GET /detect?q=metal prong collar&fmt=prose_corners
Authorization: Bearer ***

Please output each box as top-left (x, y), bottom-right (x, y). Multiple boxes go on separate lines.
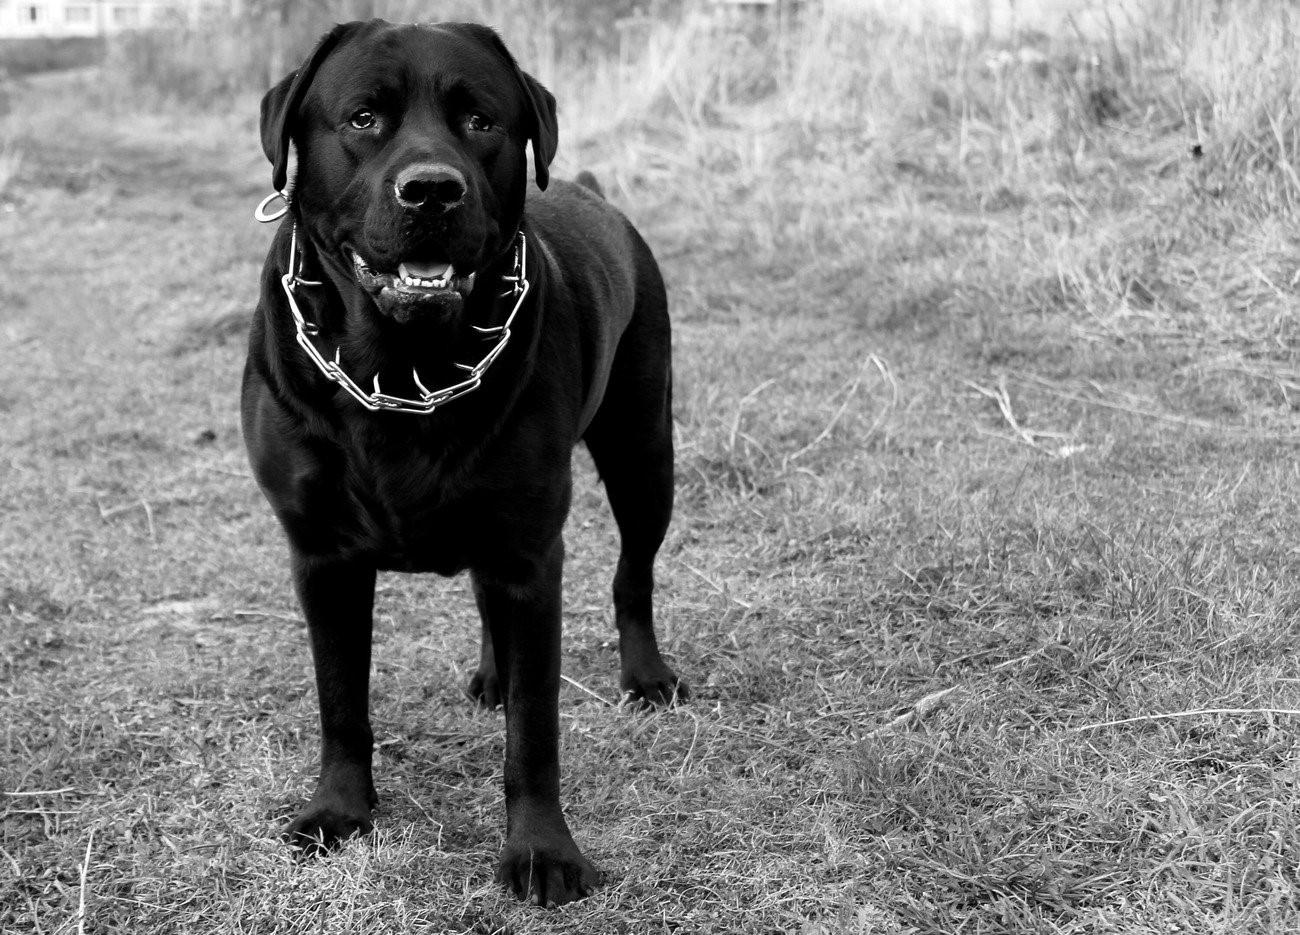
top-left (277, 229), bottom-right (531, 415)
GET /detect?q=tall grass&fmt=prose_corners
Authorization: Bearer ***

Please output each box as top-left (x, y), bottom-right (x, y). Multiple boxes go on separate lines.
top-left (1165, 0), bottom-right (1300, 203)
top-left (105, 0), bottom-right (670, 102)
top-left (103, 0), bottom-right (1300, 211)
top-left (0, 36), bottom-right (106, 76)
top-left (96, 0), bottom-right (1300, 328)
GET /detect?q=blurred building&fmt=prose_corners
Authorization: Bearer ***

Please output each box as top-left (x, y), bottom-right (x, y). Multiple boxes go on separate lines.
top-left (0, 0), bottom-right (223, 38)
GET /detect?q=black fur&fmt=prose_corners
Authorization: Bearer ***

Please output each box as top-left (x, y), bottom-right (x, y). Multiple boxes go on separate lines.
top-left (242, 20), bottom-right (686, 907)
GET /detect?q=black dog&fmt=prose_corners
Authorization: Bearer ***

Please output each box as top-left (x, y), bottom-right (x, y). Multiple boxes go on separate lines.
top-left (242, 20), bottom-right (687, 906)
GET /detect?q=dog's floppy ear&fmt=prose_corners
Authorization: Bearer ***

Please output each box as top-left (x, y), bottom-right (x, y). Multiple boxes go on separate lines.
top-left (444, 23), bottom-right (558, 190)
top-left (515, 67), bottom-right (558, 190)
top-left (259, 22), bottom-right (363, 195)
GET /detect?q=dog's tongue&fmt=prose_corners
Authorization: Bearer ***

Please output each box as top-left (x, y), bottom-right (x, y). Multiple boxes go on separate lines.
top-left (398, 260), bottom-right (453, 280)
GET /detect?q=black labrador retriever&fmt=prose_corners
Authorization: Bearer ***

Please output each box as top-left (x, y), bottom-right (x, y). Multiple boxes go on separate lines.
top-left (242, 19), bottom-right (687, 906)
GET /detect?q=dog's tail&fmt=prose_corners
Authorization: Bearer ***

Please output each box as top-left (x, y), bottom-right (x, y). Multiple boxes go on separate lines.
top-left (573, 170), bottom-right (605, 199)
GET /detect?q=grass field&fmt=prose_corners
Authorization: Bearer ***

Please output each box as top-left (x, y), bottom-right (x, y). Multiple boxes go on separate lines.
top-left (4, 4), bottom-right (1300, 933)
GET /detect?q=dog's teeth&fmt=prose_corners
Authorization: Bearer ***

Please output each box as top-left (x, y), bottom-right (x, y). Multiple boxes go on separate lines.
top-left (392, 263), bottom-right (459, 290)
top-left (397, 261), bottom-right (456, 289)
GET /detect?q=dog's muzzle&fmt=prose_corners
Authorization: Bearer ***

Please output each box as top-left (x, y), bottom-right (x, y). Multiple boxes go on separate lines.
top-left (255, 192), bottom-right (531, 416)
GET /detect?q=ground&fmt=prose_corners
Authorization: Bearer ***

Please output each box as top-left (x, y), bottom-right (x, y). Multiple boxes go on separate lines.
top-left (3, 23), bottom-right (1300, 933)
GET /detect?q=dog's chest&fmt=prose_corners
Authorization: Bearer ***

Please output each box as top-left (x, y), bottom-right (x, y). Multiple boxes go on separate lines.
top-left (335, 443), bottom-right (478, 573)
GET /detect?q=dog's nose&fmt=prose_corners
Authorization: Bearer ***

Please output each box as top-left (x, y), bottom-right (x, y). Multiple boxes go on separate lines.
top-left (393, 164), bottom-right (467, 211)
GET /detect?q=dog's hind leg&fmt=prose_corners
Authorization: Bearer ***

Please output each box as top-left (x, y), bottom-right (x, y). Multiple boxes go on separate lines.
top-left (583, 301), bottom-right (689, 707)
top-left (466, 578), bottom-right (504, 709)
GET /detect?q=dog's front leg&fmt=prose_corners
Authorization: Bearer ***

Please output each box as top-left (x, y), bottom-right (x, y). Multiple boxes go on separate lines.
top-left (284, 550), bottom-right (378, 852)
top-left (475, 539), bottom-right (602, 906)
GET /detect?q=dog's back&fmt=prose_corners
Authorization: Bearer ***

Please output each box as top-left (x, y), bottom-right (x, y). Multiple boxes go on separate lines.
top-left (573, 170), bottom-right (605, 199)
top-left (523, 178), bottom-right (667, 433)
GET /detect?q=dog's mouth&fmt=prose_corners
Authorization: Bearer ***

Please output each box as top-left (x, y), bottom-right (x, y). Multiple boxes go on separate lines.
top-left (348, 248), bottom-right (477, 320)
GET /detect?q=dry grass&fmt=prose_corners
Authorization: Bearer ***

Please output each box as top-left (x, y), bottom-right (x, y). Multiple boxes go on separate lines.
top-left (5, 2), bottom-right (1300, 932)
top-left (0, 141), bottom-right (20, 198)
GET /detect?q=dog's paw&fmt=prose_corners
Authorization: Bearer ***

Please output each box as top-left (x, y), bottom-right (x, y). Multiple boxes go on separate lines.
top-left (466, 668), bottom-right (503, 710)
top-left (621, 664), bottom-right (690, 709)
top-left (496, 834), bottom-right (602, 906)
top-left (283, 796), bottom-right (374, 855)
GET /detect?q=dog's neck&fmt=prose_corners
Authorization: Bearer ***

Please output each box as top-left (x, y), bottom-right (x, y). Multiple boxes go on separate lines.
top-left (283, 224), bottom-right (536, 412)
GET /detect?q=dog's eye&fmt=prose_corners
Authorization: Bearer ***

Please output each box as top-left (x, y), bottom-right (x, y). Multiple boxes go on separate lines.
top-left (349, 110), bottom-right (377, 130)
top-left (467, 113), bottom-right (494, 133)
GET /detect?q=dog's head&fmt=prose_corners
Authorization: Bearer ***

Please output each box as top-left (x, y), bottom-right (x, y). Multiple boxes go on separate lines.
top-left (260, 20), bottom-right (557, 323)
